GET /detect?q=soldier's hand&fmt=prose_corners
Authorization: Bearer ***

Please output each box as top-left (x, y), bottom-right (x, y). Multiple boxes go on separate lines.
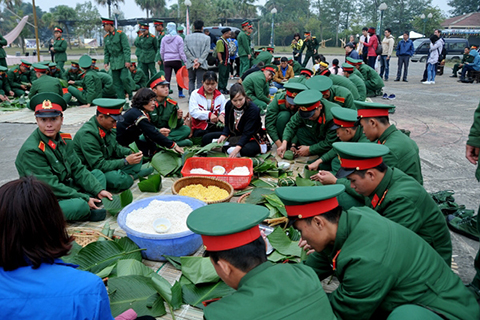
top-left (157, 61), bottom-right (162, 66)
top-left (20, 85), bottom-right (27, 90)
top-left (173, 144), bottom-right (184, 154)
top-left (88, 197), bottom-right (102, 210)
top-left (466, 144), bottom-right (479, 165)
top-left (0, 95), bottom-right (6, 101)
top-left (296, 145), bottom-right (310, 157)
top-left (277, 143), bottom-right (287, 158)
top-left (126, 152), bottom-right (143, 164)
top-left (159, 128), bottom-right (171, 137)
top-left (8, 91), bottom-right (14, 98)
top-left (298, 237), bottom-right (315, 255)
top-left (104, 64), bottom-right (109, 70)
top-left (177, 109), bottom-right (183, 119)
top-left (68, 80), bottom-right (75, 85)
top-left (314, 49), bottom-right (317, 54)
top-left (97, 190), bottom-right (113, 201)
top-left (315, 170), bottom-right (337, 185)
top-left (307, 159), bottom-right (322, 171)
top-left (210, 113), bottom-right (218, 123)
top-left (295, 53), bottom-right (299, 57)
top-left (125, 62), bottom-right (131, 68)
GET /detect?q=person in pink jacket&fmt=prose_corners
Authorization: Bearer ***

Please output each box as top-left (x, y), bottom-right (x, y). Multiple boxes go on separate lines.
top-left (360, 27), bottom-right (379, 69)
top-left (161, 22), bottom-right (188, 98)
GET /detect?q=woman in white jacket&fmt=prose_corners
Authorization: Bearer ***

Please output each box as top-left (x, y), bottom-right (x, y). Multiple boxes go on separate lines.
top-left (188, 71), bottom-right (227, 144)
top-left (425, 34), bottom-right (442, 84)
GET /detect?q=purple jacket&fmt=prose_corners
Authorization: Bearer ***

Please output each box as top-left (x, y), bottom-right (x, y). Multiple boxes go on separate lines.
top-left (161, 35), bottom-right (187, 63)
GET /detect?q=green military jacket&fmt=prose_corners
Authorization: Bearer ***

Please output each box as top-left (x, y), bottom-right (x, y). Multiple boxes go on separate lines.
top-left (467, 101), bottom-right (480, 181)
top-left (15, 128), bottom-right (104, 202)
top-left (283, 98), bottom-right (338, 156)
top-left (291, 61), bottom-right (302, 75)
top-left (0, 34), bottom-right (7, 59)
top-left (155, 31), bottom-right (165, 62)
top-left (329, 74), bottom-right (360, 100)
top-left (82, 69), bottom-right (103, 104)
top-left (243, 71), bottom-right (270, 104)
top-left (347, 73), bottom-right (366, 101)
top-left (306, 206), bottom-right (480, 320)
top-left (73, 116), bottom-right (131, 172)
top-left (134, 36), bottom-right (142, 61)
top-left (353, 68), bottom-right (365, 81)
top-left (28, 75), bottom-right (63, 98)
top-left (328, 85), bottom-right (355, 109)
top-left (50, 68), bottom-right (62, 79)
top-left (287, 75), bottom-right (308, 85)
top-left (149, 97), bottom-right (184, 129)
top-left (137, 33), bottom-right (158, 64)
top-left (462, 52), bottom-right (475, 64)
top-left (299, 37), bottom-right (319, 54)
top-left (97, 72), bottom-right (116, 98)
top-left (104, 29), bottom-right (131, 71)
top-left (358, 64), bottom-right (384, 96)
top-left (0, 73), bottom-right (11, 95)
top-left (252, 51), bottom-right (273, 66)
top-left (131, 68), bottom-right (148, 90)
top-left (62, 68), bottom-right (82, 84)
top-left (321, 127), bottom-right (370, 164)
top-left (54, 38), bottom-right (68, 62)
top-left (204, 262), bottom-right (336, 320)
top-left (265, 91), bottom-right (295, 143)
top-left (7, 66), bottom-right (32, 89)
top-left (237, 31), bottom-right (251, 58)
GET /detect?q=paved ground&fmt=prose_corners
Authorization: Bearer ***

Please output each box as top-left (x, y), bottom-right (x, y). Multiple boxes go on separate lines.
top-left (0, 55), bottom-right (479, 285)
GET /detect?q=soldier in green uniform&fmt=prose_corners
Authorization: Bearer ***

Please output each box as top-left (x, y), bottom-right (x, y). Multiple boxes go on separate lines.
top-left (48, 63), bottom-right (62, 78)
top-left (356, 59), bottom-right (384, 97)
top-left (97, 71), bottom-right (117, 98)
top-left (91, 58), bottom-right (100, 72)
top-left (277, 89), bottom-right (338, 158)
top-left (129, 62), bottom-right (147, 90)
top-left (265, 82), bottom-right (306, 149)
top-left (0, 66), bottom-right (14, 100)
top-left (134, 29), bottom-right (143, 63)
top-left (7, 60), bottom-right (33, 97)
top-left (316, 68), bottom-right (360, 101)
top-left (306, 76), bottom-right (355, 110)
top-left (451, 46), bottom-right (475, 77)
top-left (216, 28), bottom-right (231, 94)
top-left (15, 92), bottom-right (112, 221)
top-left (186, 202), bottom-right (337, 320)
top-left (287, 67), bottom-right (313, 85)
top-left (102, 17), bottom-right (132, 99)
top-left (68, 55), bottom-right (102, 107)
top-left (0, 33), bottom-right (7, 68)
top-left (147, 72), bottom-right (191, 145)
top-left (62, 61), bottom-right (83, 85)
top-left (52, 26), bottom-right (67, 72)
top-left (342, 62), bottom-right (366, 101)
top-left (242, 65), bottom-right (275, 112)
top-left (297, 32), bottom-right (319, 67)
top-left (288, 58), bottom-right (302, 75)
top-left (276, 184), bottom-right (480, 320)
top-left (251, 49), bottom-right (273, 66)
top-left (74, 98), bottom-right (151, 193)
top-left (237, 20), bottom-right (253, 77)
top-left (154, 19), bottom-right (166, 72)
top-left (137, 23), bottom-right (158, 79)
top-left (28, 64), bottom-right (71, 105)
top-left (345, 57), bottom-right (365, 81)
top-left (177, 26), bottom-right (185, 40)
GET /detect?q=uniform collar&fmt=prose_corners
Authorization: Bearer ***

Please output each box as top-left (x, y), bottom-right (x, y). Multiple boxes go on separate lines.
top-left (37, 128), bottom-right (65, 150)
top-left (94, 117), bottom-right (109, 138)
top-left (351, 127), bottom-right (362, 142)
top-left (237, 261), bottom-right (273, 290)
top-left (378, 124), bottom-right (397, 144)
top-left (330, 210), bottom-right (349, 258)
top-left (368, 166), bottom-right (393, 209)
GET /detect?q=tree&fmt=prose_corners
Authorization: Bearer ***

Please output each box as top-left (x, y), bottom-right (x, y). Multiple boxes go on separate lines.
top-left (447, 0), bottom-right (479, 17)
top-left (135, 0), bottom-right (156, 19)
top-left (53, 5), bottom-right (77, 49)
top-left (93, 0), bottom-right (125, 18)
top-left (411, 6), bottom-right (445, 35)
top-left (75, 1), bottom-right (101, 39)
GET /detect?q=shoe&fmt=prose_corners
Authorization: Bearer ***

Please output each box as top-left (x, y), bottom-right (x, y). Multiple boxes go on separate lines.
top-left (394, 78), bottom-right (400, 81)
top-left (176, 139), bottom-right (193, 147)
top-left (449, 75), bottom-right (457, 78)
top-left (451, 208), bottom-right (475, 219)
top-left (422, 81), bottom-right (431, 84)
top-left (388, 94), bottom-right (396, 100)
top-left (430, 81), bottom-right (435, 84)
top-left (420, 79), bottom-right (427, 82)
top-left (178, 90), bottom-right (185, 98)
top-left (382, 93), bottom-right (388, 99)
top-left (446, 214), bottom-right (479, 241)
top-left (384, 78), bottom-right (388, 81)
top-left (229, 75), bottom-right (234, 80)
top-left (402, 79), bottom-right (408, 82)
top-left (89, 209), bottom-right (107, 222)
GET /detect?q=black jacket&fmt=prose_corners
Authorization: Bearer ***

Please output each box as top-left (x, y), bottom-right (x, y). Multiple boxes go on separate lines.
top-left (222, 100), bottom-right (261, 147)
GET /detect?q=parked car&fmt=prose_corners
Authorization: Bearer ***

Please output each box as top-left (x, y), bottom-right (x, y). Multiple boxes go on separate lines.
top-left (411, 37), bottom-right (469, 62)
top-left (204, 26), bottom-right (241, 67)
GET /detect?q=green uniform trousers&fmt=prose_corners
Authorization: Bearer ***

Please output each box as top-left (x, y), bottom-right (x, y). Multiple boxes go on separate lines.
top-left (58, 169), bottom-right (106, 221)
top-left (0, 58), bottom-right (6, 68)
top-left (140, 62), bottom-right (156, 80)
top-left (12, 88), bottom-right (26, 97)
top-left (104, 162), bottom-right (142, 193)
top-left (473, 203), bottom-right (480, 289)
top-left (296, 126), bottom-right (318, 146)
top-left (168, 125), bottom-right (191, 142)
top-left (218, 63), bottom-right (229, 91)
top-left (452, 63), bottom-right (464, 75)
top-left (112, 68), bottom-right (133, 99)
top-left (57, 61), bottom-right (65, 73)
top-left (387, 304), bottom-right (443, 320)
top-left (68, 86), bottom-right (89, 105)
top-left (239, 56), bottom-right (251, 76)
top-left (275, 111), bottom-right (293, 141)
top-left (302, 51), bottom-right (314, 67)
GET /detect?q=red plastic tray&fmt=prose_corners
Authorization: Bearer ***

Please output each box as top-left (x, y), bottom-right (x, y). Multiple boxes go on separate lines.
top-left (181, 157), bottom-right (253, 190)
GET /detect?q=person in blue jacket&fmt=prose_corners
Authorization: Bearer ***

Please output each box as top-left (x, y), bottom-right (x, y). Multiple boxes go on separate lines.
top-left (395, 31), bottom-right (414, 82)
top-left (460, 48), bottom-right (480, 83)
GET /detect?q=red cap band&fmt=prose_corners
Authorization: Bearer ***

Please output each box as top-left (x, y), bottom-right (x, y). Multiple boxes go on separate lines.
top-left (357, 109), bottom-right (389, 118)
top-left (102, 20), bottom-right (114, 25)
top-left (286, 90), bottom-right (299, 99)
top-left (201, 226), bottom-right (261, 251)
top-left (34, 67), bottom-right (47, 72)
top-left (298, 101), bottom-right (321, 112)
top-left (264, 66), bottom-right (276, 73)
top-left (339, 156), bottom-right (383, 170)
top-left (149, 76), bottom-right (167, 88)
top-left (21, 62), bottom-right (30, 68)
top-left (241, 22), bottom-right (250, 27)
top-left (285, 197), bottom-right (339, 218)
top-left (300, 69), bottom-right (313, 76)
top-left (35, 101), bottom-right (63, 113)
top-left (343, 66), bottom-right (354, 71)
top-left (140, 25), bottom-right (149, 30)
top-left (333, 118), bottom-right (355, 127)
top-left (97, 106), bottom-right (122, 115)
top-left (154, 21), bottom-right (163, 26)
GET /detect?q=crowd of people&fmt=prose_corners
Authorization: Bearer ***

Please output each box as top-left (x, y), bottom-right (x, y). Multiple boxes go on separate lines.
top-left (1, 16), bottom-right (480, 320)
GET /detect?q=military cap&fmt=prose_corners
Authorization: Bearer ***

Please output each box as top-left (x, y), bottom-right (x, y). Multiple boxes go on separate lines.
top-left (79, 55), bottom-right (93, 69)
top-left (342, 62), bottom-right (354, 72)
top-left (39, 61), bottom-right (50, 66)
top-left (48, 62), bottom-right (57, 67)
top-left (53, 26), bottom-right (63, 33)
top-left (70, 61), bottom-right (79, 69)
top-left (299, 68), bottom-right (314, 77)
top-left (0, 66), bottom-right (7, 72)
top-left (187, 203), bottom-right (269, 251)
top-left (284, 82), bottom-right (307, 105)
top-left (101, 17), bottom-right (114, 25)
top-left (273, 55), bottom-right (281, 59)
top-left (153, 19), bottom-right (164, 26)
top-left (305, 76), bottom-right (333, 93)
top-left (331, 107), bottom-right (358, 130)
top-left (304, 31), bottom-right (311, 36)
top-left (346, 57), bottom-right (362, 65)
top-left (140, 23), bottom-right (149, 30)
top-left (30, 92), bottom-right (67, 116)
top-left (147, 71), bottom-right (169, 88)
top-left (93, 98), bottom-right (125, 122)
top-left (355, 101), bottom-right (395, 118)
top-left (293, 89), bottom-right (322, 119)
top-left (20, 60), bottom-right (32, 68)
top-left (241, 20), bottom-right (252, 28)
top-left (276, 185), bottom-right (345, 223)
top-left (262, 64), bottom-right (276, 75)
top-left (333, 142), bottom-right (389, 178)
top-left (221, 27), bottom-right (231, 34)
top-left (258, 47), bottom-right (265, 51)
top-left (266, 47), bottom-right (275, 53)
top-left (254, 49), bottom-right (262, 53)
top-left (32, 63), bottom-right (49, 73)
top-left (471, 45), bottom-right (478, 50)
top-left (91, 58), bottom-right (97, 63)
top-left (177, 25), bottom-right (184, 32)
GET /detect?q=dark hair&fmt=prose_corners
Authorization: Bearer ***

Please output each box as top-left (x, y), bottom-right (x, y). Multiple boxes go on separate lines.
top-left (207, 237), bottom-right (267, 272)
top-left (302, 205), bottom-right (343, 225)
top-left (430, 34), bottom-right (439, 44)
top-left (294, 33), bottom-right (300, 39)
top-left (235, 30), bottom-right (240, 37)
top-left (403, 31), bottom-right (409, 36)
top-left (280, 57), bottom-right (288, 62)
top-left (203, 71), bottom-right (217, 82)
top-left (193, 20), bottom-right (204, 30)
top-left (332, 58), bottom-right (340, 74)
top-left (363, 116), bottom-right (389, 125)
top-left (465, 46), bottom-right (470, 49)
top-left (256, 61), bottom-right (265, 68)
top-left (229, 83), bottom-right (248, 102)
top-left (435, 29), bottom-right (441, 34)
top-left (313, 54), bottom-right (321, 62)
top-left (354, 162), bottom-right (388, 178)
top-left (362, 27), bottom-right (368, 31)
top-left (131, 88), bottom-right (157, 110)
top-left (385, 28), bottom-right (392, 33)
top-left (0, 177), bottom-right (73, 271)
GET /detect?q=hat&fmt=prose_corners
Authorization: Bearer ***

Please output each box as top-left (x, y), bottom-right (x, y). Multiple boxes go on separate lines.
top-left (0, 66), bottom-right (7, 72)
top-left (355, 101), bottom-right (395, 119)
top-left (300, 68), bottom-right (314, 77)
top-left (32, 63), bottom-right (49, 73)
top-left (304, 31), bottom-right (311, 36)
top-left (53, 26), bottom-right (63, 33)
top-left (140, 24), bottom-right (149, 30)
top-left (48, 62), bottom-right (57, 68)
top-left (367, 27), bottom-right (375, 33)
top-left (93, 98), bottom-right (125, 122)
top-left (344, 42), bottom-right (355, 49)
top-left (471, 45), bottom-right (478, 50)
top-left (346, 57), bottom-right (362, 66)
top-left (187, 203), bottom-right (269, 252)
top-left (305, 76), bottom-right (333, 93)
top-left (20, 60), bottom-right (32, 68)
top-left (294, 89), bottom-right (322, 119)
top-left (319, 61), bottom-right (329, 68)
top-left (284, 82), bottom-right (307, 105)
top-left (258, 47), bottom-right (265, 51)
top-left (274, 55), bottom-right (281, 59)
top-left (30, 92), bottom-right (67, 116)
top-left (221, 27), bottom-right (231, 34)
top-left (330, 107), bottom-right (358, 130)
top-left (342, 62), bottom-right (354, 72)
top-left (79, 55), bottom-right (93, 69)
top-left (241, 20), bottom-right (252, 28)
top-left (262, 64), bottom-right (276, 75)
top-left (91, 58), bottom-right (97, 63)
top-left (153, 19), bottom-right (164, 26)
top-left (102, 17), bottom-right (114, 25)
top-left (266, 47), bottom-right (275, 53)
top-left (177, 26), bottom-right (184, 32)
top-left (147, 71), bottom-right (169, 88)
top-left (333, 142), bottom-right (389, 178)
top-left (39, 61), bottom-right (50, 66)
top-left (276, 185), bottom-right (345, 224)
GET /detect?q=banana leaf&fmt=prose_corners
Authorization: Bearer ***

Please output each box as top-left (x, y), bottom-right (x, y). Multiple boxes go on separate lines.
top-left (287, 226), bottom-right (301, 241)
top-left (182, 281), bottom-right (235, 309)
top-left (101, 189), bottom-right (133, 217)
top-left (303, 165), bottom-right (318, 179)
top-left (168, 109), bottom-right (178, 129)
top-left (266, 170), bottom-right (280, 178)
top-left (96, 264), bottom-right (116, 278)
top-left (295, 177), bottom-right (321, 187)
top-left (207, 151), bottom-right (227, 157)
top-left (181, 149), bottom-right (197, 165)
top-left (129, 142), bottom-right (140, 153)
top-left (162, 255), bottom-right (182, 270)
top-left (195, 142), bottom-right (225, 155)
top-left (267, 227), bottom-right (302, 258)
top-left (264, 202), bottom-right (283, 219)
top-left (250, 179), bottom-right (276, 188)
top-left (267, 250), bottom-right (289, 262)
top-left (283, 150), bottom-right (295, 160)
top-left (170, 281), bottom-right (183, 310)
top-left (108, 275), bottom-right (166, 317)
top-left (233, 187), bottom-right (254, 197)
top-left (138, 174), bottom-right (162, 192)
top-left (60, 241), bottom-right (83, 264)
top-left (151, 150), bottom-right (181, 176)
top-left (58, 79), bottom-right (68, 88)
top-left (263, 194), bottom-right (287, 217)
top-left (181, 256), bottom-right (220, 284)
top-left (253, 159), bottom-right (277, 173)
top-left (244, 187), bottom-right (275, 204)
top-left (258, 151), bottom-right (272, 160)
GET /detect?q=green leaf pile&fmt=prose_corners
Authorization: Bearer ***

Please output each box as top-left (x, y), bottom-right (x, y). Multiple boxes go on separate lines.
top-left (138, 174), bottom-right (162, 192)
top-left (102, 189), bottom-right (133, 217)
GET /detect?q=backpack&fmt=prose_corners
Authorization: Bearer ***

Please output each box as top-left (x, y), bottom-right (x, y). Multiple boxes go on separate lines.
top-left (375, 35), bottom-right (383, 55)
top-left (227, 40), bottom-right (237, 57)
top-left (439, 39), bottom-right (447, 61)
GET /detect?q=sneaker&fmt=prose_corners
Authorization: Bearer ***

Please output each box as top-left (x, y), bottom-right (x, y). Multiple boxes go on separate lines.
top-left (447, 214), bottom-right (479, 241)
top-left (430, 81), bottom-right (435, 84)
top-left (449, 75), bottom-right (457, 78)
top-left (384, 78), bottom-right (388, 81)
top-left (388, 94), bottom-right (396, 100)
top-left (422, 81), bottom-right (431, 84)
top-left (382, 93), bottom-right (388, 99)
top-left (402, 79), bottom-right (408, 82)
top-left (179, 92), bottom-right (186, 98)
top-left (394, 79), bottom-right (400, 82)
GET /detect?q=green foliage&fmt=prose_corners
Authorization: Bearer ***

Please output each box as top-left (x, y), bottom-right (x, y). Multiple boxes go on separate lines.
top-left (138, 174), bottom-right (162, 192)
top-left (447, 0), bottom-right (479, 16)
top-left (182, 281), bottom-right (235, 309)
top-left (101, 189), bottom-right (133, 217)
top-left (151, 150), bottom-right (182, 176)
top-left (74, 1), bottom-right (101, 39)
top-left (180, 257), bottom-right (220, 284)
top-left (0, 97), bottom-right (28, 110)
